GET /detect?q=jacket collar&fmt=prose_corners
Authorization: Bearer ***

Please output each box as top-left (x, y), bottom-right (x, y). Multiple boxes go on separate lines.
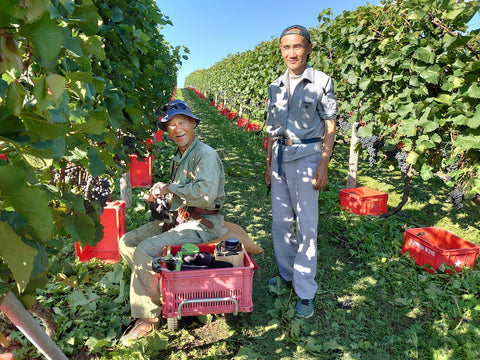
top-left (173, 137), bottom-right (199, 161)
top-left (278, 64), bottom-right (314, 87)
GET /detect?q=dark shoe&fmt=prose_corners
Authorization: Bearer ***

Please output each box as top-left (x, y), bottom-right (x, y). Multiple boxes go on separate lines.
top-left (120, 319), bottom-right (159, 346)
top-left (296, 299), bottom-right (314, 319)
top-left (268, 276), bottom-right (290, 286)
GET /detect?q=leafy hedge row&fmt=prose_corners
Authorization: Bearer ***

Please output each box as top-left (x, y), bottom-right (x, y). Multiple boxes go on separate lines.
top-left (0, 0), bottom-right (183, 298)
top-left (186, 0), bottom-right (480, 202)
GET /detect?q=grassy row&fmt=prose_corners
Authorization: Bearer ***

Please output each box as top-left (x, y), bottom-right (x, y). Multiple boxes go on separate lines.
top-left (5, 87), bottom-right (479, 359)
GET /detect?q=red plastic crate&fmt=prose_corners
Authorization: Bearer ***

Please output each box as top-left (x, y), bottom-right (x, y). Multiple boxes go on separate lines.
top-left (237, 118), bottom-right (248, 127)
top-left (158, 243), bottom-right (254, 319)
top-left (401, 227), bottom-right (479, 272)
top-left (0, 354), bottom-right (13, 360)
top-left (129, 154), bottom-right (153, 187)
top-left (339, 187), bottom-right (388, 215)
top-left (75, 201), bottom-right (125, 263)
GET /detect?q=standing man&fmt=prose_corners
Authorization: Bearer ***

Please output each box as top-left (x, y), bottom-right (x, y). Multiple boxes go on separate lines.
top-left (119, 99), bottom-right (226, 344)
top-left (265, 25), bottom-right (337, 318)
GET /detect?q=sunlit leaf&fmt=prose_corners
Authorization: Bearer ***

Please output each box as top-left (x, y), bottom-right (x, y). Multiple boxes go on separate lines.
top-left (19, 13), bottom-right (63, 71)
top-left (0, 221), bottom-right (37, 293)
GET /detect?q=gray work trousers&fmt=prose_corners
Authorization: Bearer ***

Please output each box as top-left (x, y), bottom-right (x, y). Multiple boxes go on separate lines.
top-left (119, 215), bottom-right (224, 319)
top-left (271, 151), bottom-right (321, 300)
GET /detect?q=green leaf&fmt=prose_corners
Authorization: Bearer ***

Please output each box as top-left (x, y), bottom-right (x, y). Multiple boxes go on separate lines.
top-left (323, 338), bottom-right (344, 352)
top-left (11, 188), bottom-right (54, 243)
top-left (444, 34), bottom-right (473, 51)
top-left (19, 13), bottom-right (63, 71)
top-left (18, 145), bottom-right (53, 169)
top-left (87, 147), bottom-right (107, 177)
top-left (145, 332), bottom-right (169, 351)
top-left (420, 163), bottom-right (434, 180)
top-left (71, 117), bottom-right (107, 136)
top-left (467, 83), bottom-right (480, 98)
top-left (64, 213), bottom-right (96, 245)
top-left (290, 321), bottom-right (300, 339)
top-left (407, 151), bottom-right (419, 165)
top-left (45, 73), bottom-right (66, 101)
top-left (20, 111), bottom-right (68, 141)
top-left (413, 46), bottom-right (436, 64)
top-left (0, 221), bottom-right (37, 293)
top-left (398, 119), bottom-right (418, 137)
top-left (86, 36), bottom-right (105, 60)
top-left (24, 0), bottom-right (50, 23)
top-left (0, 0), bottom-right (18, 28)
top-left (72, 1), bottom-right (100, 36)
top-left (62, 31), bottom-right (83, 57)
top-left (419, 65), bottom-right (440, 84)
top-left (454, 135), bottom-right (480, 150)
top-left (111, 7), bottom-right (124, 23)
top-left (68, 289), bottom-right (91, 312)
top-left (125, 105), bottom-right (143, 126)
top-left (434, 94), bottom-right (452, 105)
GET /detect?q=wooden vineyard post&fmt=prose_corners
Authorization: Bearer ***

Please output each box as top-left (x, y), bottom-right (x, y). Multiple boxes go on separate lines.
top-left (347, 123), bottom-right (360, 189)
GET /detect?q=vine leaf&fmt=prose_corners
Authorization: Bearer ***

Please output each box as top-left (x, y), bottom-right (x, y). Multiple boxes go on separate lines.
top-left (64, 213), bottom-right (97, 245)
top-left (0, 221), bottom-right (37, 293)
top-left (19, 13), bottom-right (63, 71)
top-left (0, 166), bottom-right (54, 242)
top-left (87, 147), bottom-right (107, 177)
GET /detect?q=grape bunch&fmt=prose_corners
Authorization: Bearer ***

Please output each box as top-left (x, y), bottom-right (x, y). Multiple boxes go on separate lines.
top-left (449, 189), bottom-right (464, 209)
top-left (82, 176), bottom-right (111, 207)
top-left (337, 117), bottom-right (352, 134)
top-left (359, 135), bottom-right (385, 167)
top-left (123, 135), bottom-right (137, 149)
top-left (64, 163), bottom-right (85, 186)
top-left (394, 151), bottom-right (409, 176)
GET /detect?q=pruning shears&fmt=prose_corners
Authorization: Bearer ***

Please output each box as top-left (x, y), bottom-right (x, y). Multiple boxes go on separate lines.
top-left (177, 207), bottom-right (191, 220)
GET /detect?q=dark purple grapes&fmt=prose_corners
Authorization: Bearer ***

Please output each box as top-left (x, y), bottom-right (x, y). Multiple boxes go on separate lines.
top-left (449, 189), bottom-right (464, 209)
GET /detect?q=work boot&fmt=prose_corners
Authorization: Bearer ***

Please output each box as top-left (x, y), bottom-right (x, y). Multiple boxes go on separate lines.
top-left (120, 318), bottom-right (160, 346)
top-left (296, 299), bottom-right (314, 319)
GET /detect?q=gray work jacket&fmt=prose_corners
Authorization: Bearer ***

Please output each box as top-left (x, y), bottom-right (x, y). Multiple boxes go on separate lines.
top-left (168, 137), bottom-right (225, 211)
top-left (267, 65), bottom-right (338, 162)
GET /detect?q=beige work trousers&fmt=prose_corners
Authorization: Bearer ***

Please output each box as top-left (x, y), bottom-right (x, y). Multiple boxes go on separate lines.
top-left (119, 215), bottom-right (225, 319)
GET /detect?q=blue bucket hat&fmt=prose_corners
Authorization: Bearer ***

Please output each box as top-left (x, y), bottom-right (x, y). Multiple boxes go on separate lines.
top-left (158, 99), bottom-right (200, 131)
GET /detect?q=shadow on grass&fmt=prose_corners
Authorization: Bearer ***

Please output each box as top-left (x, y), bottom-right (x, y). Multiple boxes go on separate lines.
top-left (181, 88), bottom-right (480, 360)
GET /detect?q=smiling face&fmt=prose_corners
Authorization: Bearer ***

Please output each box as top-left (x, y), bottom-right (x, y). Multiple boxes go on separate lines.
top-left (165, 114), bottom-right (197, 153)
top-left (280, 33), bottom-right (312, 75)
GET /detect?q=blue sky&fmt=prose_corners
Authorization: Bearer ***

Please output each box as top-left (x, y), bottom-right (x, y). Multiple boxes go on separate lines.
top-left (156, 0), bottom-right (480, 87)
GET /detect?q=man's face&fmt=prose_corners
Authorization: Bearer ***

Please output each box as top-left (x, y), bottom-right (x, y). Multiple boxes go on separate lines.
top-left (280, 33), bottom-right (312, 75)
top-left (165, 115), bottom-right (196, 151)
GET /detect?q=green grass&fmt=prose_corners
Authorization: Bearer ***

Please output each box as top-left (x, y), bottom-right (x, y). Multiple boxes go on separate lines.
top-left (4, 88), bottom-right (479, 359)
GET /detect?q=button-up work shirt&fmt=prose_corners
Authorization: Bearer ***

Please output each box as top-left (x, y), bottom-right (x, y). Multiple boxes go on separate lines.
top-left (167, 137), bottom-right (225, 211)
top-left (267, 64), bottom-right (338, 162)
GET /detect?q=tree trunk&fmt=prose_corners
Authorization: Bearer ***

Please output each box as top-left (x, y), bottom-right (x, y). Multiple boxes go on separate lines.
top-left (347, 123), bottom-right (360, 189)
top-left (29, 300), bottom-right (57, 338)
top-left (380, 164), bottom-right (415, 218)
top-left (120, 173), bottom-right (132, 208)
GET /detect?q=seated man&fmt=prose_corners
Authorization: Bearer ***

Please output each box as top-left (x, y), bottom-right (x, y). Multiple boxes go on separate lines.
top-left (119, 99), bottom-right (226, 345)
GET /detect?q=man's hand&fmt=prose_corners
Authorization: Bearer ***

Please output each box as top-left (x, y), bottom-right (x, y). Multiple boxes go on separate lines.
top-left (265, 161), bottom-right (271, 188)
top-left (312, 162), bottom-right (329, 190)
top-left (150, 182), bottom-right (170, 198)
top-left (143, 191), bottom-right (156, 205)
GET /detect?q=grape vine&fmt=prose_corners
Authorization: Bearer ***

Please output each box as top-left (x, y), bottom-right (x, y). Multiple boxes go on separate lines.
top-left (0, 0), bottom-right (184, 298)
top-left (185, 0), bottom-right (480, 207)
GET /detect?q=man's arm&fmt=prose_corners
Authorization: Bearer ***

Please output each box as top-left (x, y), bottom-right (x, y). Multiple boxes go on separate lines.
top-left (312, 119), bottom-right (336, 190)
top-left (265, 134), bottom-right (274, 187)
